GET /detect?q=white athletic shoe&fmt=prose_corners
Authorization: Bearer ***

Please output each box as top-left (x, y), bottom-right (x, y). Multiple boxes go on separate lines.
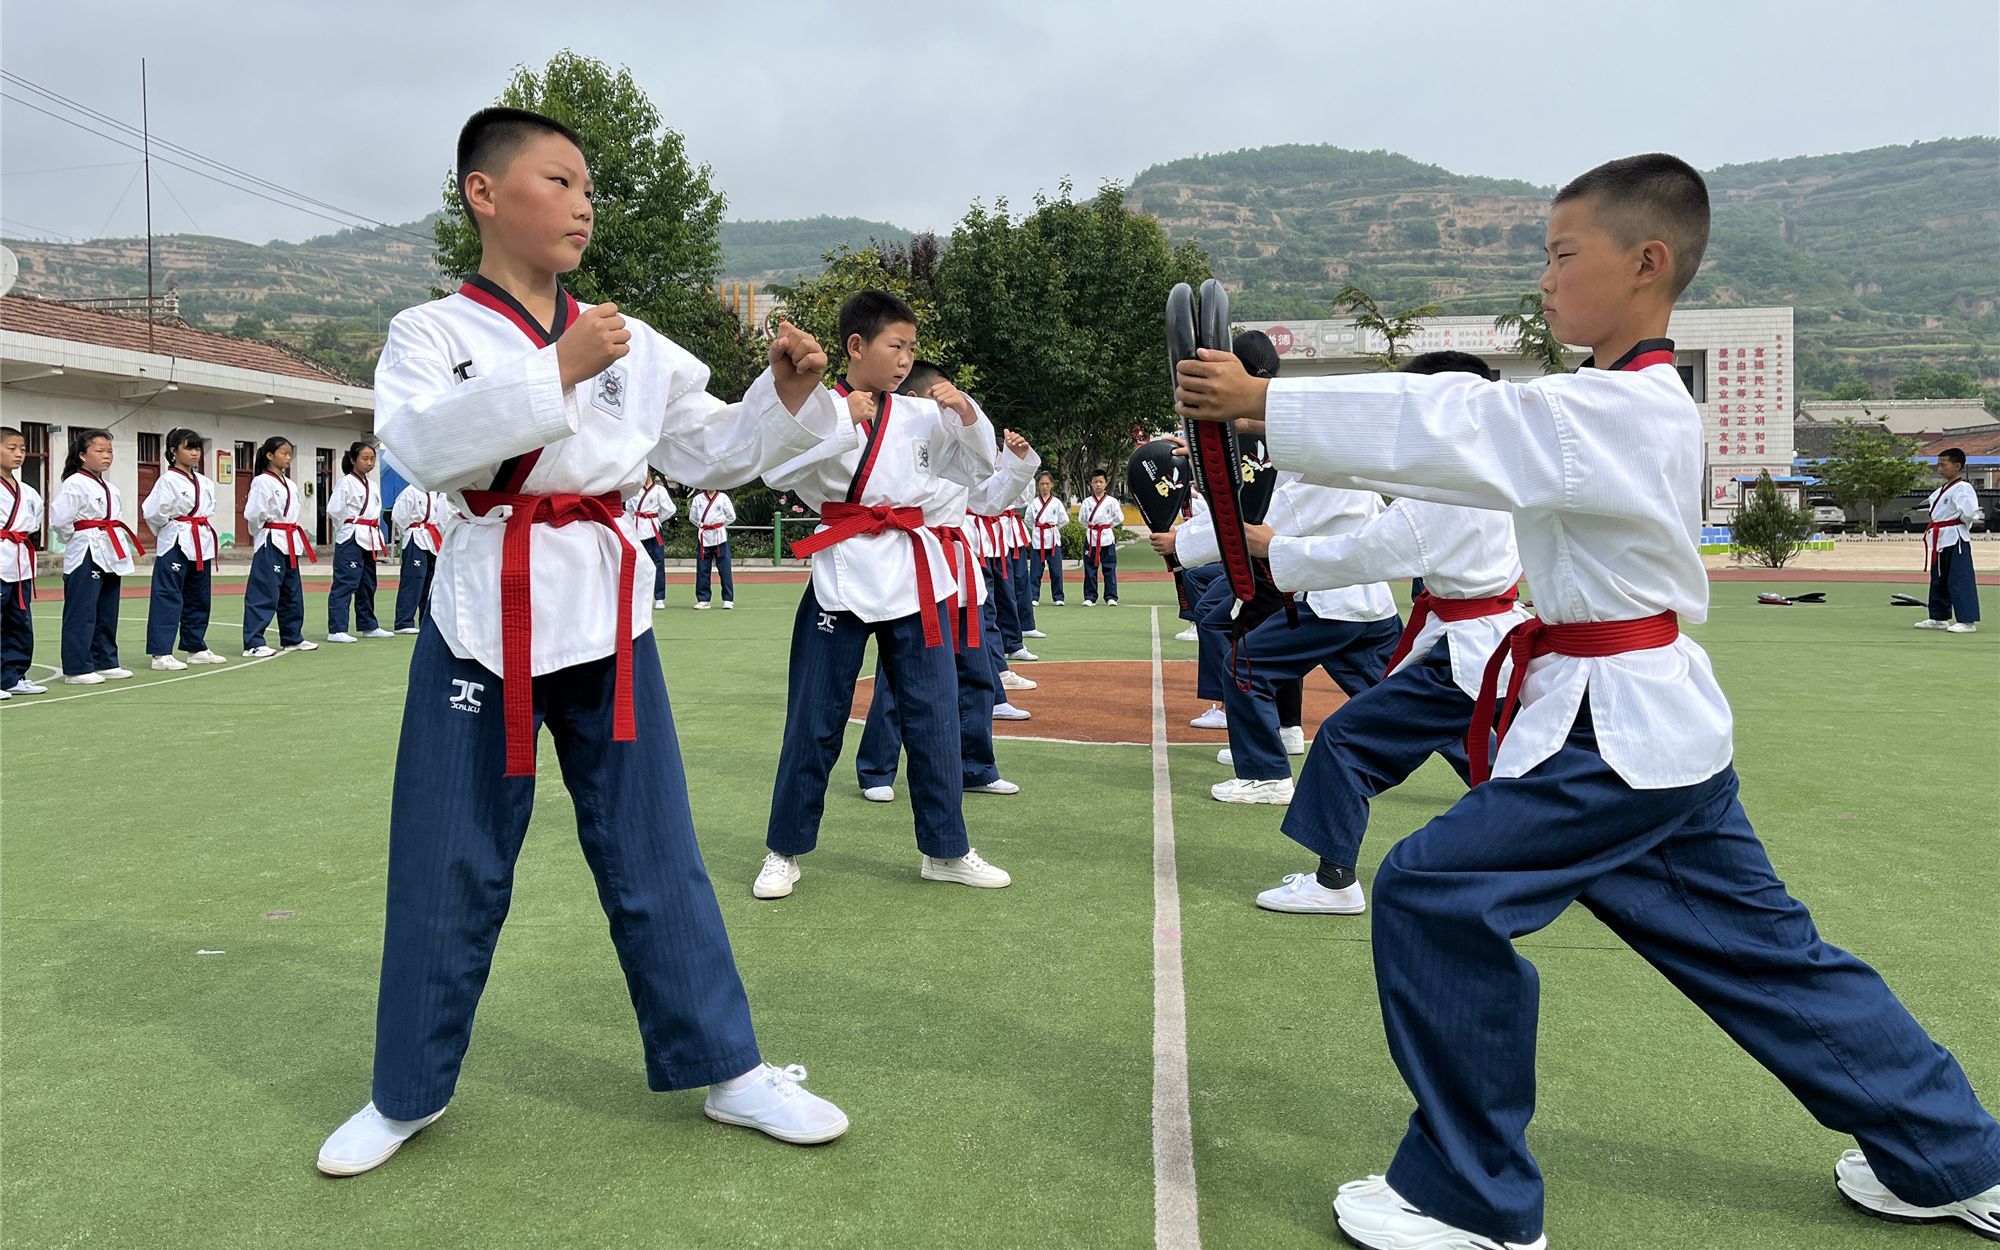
top-left (394, 627), bottom-right (420, 636)
top-left (286, 640), bottom-right (319, 652)
top-left (1082, 600), bottom-right (1095, 607)
top-left (992, 702), bottom-right (1032, 721)
top-left (694, 601), bottom-right (712, 610)
top-left (7, 679), bottom-right (47, 695)
top-left (862, 785), bottom-right (895, 803)
top-left (1107, 597), bottom-right (1119, 606)
top-left (1835, 1149), bottom-right (2000, 1240)
top-left (654, 600), bottom-right (667, 610)
top-left (1000, 670), bottom-right (1037, 691)
top-left (1053, 600), bottom-right (1066, 607)
top-left (360, 628), bottom-right (396, 640)
top-left (1947, 622), bottom-right (1979, 634)
top-left (967, 778), bottom-right (1020, 795)
top-left (1915, 618), bottom-right (1951, 630)
top-left (722, 601), bottom-right (734, 610)
top-left (243, 645), bottom-right (278, 659)
top-left (920, 848), bottom-right (1011, 888)
top-left (326, 632), bottom-right (358, 644)
top-left (1281, 725), bottom-right (1306, 756)
top-left (0, 688), bottom-right (10, 700)
top-left (1007, 647), bottom-right (1039, 662)
top-left (97, 667), bottom-right (134, 680)
top-left (151, 655), bottom-right (188, 671)
top-left (704, 1063), bottom-right (849, 1145)
top-left (186, 650), bottom-right (227, 664)
top-left (1022, 628), bottom-right (1046, 639)
top-left (1217, 747), bottom-right (1235, 767)
top-left (1256, 872), bottom-right (1366, 915)
top-left (753, 852), bottom-right (799, 899)
top-left (1334, 1175), bottom-right (1548, 1249)
top-left (1211, 777), bottom-right (1295, 805)
top-left (316, 1102), bottom-right (447, 1177)
top-left (64, 672), bottom-right (106, 685)
top-left (1174, 626), bottom-right (1198, 642)
top-left (1190, 706), bottom-right (1228, 730)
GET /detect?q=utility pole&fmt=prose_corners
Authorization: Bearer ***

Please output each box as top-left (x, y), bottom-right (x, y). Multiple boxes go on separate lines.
top-left (142, 58), bottom-right (155, 352)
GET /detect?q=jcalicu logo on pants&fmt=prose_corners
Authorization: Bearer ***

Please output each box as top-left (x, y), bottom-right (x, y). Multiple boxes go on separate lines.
top-left (816, 612), bottom-right (837, 634)
top-left (448, 678), bottom-right (485, 712)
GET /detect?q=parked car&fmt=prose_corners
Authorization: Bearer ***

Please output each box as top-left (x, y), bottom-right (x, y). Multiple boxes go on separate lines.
top-left (1808, 499), bottom-right (1848, 532)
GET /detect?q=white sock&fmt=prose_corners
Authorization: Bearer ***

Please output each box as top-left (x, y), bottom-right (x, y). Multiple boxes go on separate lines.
top-left (715, 1064), bottom-right (765, 1093)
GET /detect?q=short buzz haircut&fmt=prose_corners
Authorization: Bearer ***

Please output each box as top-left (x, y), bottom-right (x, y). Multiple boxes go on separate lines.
top-left (838, 290), bottom-right (918, 350)
top-left (1939, 447), bottom-right (1967, 469)
top-left (1089, 469), bottom-right (1108, 482)
top-left (897, 359), bottom-right (950, 397)
top-left (0, 426), bottom-right (22, 443)
top-left (1403, 350), bottom-right (1499, 381)
top-left (1554, 153), bottom-right (1711, 297)
top-left (456, 107), bottom-right (586, 228)
top-left (1232, 330), bottom-right (1281, 379)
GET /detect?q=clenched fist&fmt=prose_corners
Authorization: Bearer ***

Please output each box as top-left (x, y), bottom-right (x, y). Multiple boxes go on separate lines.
top-left (557, 303), bottom-right (631, 390)
top-left (1002, 429), bottom-right (1032, 458)
top-left (845, 388), bottom-right (879, 426)
top-left (768, 319), bottom-right (828, 382)
top-left (928, 380), bottom-right (977, 425)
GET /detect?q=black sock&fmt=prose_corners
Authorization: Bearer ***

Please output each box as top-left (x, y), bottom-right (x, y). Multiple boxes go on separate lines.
top-left (1316, 859), bottom-right (1356, 891)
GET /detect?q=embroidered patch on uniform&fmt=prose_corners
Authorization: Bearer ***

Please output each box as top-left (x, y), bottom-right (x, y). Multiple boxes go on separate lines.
top-left (448, 678), bottom-right (485, 712)
top-left (913, 439), bottom-right (932, 472)
top-left (593, 365), bottom-right (628, 418)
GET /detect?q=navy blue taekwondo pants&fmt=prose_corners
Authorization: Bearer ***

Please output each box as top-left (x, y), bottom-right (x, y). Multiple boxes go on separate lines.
top-left (1281, 640), bottom-right (1478, 869)
top-left (327, 538), bottom-right (379, 634)
top-left (696, 541), bottom-right (734, 604)
top-left (394, 545), bottom-right (435, 631)
top-left (60, 555), bottom-right (121, 675)
top-left (988, 556), bottom-right (1023, 653)
top-left (855, 600), bottom-right (1002, 791)
top-left (766, 583), bottom-right (970, 860)
top-left (1083, 543), bottom-right (1117, 602)
top-left (1, 579), bottom-right (33, 689)
top-left (1011, 548), bottom-right (1036, 634)
top-left (1928, 542), bottom-right (1981, 624)
top-left (643, 537), bottom-right (667, 607)
top-left (242, 543), bottom-right (306, 650)
top-left (371, 620), bottom-right (761, 1120)
top-left (1028, 544), bottom-right (1063, 604)
top-left (145, 550), bottom-right (212, 655)
top-left (1370, 709), bottom-right (2000, 1246)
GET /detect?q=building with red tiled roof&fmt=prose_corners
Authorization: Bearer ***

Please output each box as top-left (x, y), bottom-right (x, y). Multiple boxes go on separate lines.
top-left (0, 294), bottom-right (362, 385)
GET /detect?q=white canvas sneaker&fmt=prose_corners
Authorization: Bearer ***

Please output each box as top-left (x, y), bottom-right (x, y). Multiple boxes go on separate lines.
top-left (753, 852), bottom-right (800, 899)
top-left (1835, 1148), bottom-right (2000, 1240)
top-left (1189, 706), bottom-right (1228, 730)
top-left (243, 645), bottom-right (278, 658)
top-left (360, 628), bottom-right (397, 639)
top-left (1947, 622), bottom-right (1978, 633)
top-left (1914, 618), bottom-right (1951, 630)
top-left (316, 1102), bottom-right (447, 1177)
top-left (98, 667), bottom-right (134, 679)
top-left (326, 632), bottom-right (358, 644)
top-left (704, 1064), bottom-right (849, 1145)
top-left (186, 650), bottom-right (228, 664)
top-left (64, 673), bottom-right (105, 685)
top-left (6, 679), bottom-right (47, 695)
top-left (1000, 670), bottom-right (1036, 691)
top-left (1007, 647), bottom-right (1038, 662)
top-left (722, 601), bottom-right (734, 610)
top-left (1174, 626), bottom-right (1198, 642)
top-left (1281, 725), bottom-right (1306, 755)
top-left (1107, 597), bottom-right (1119, 605)
top-left (992, 702), bottom-right (1032, 721)
top-left (1256, 872), bottom-right (1366, 915)
top-left (1217, 748), bottom-right (1235, 767)
top-left (1335, 1175), bottom-right (1548, 1249)
top-left (151, 655), bottom-right (188, 671)
top-left (920, 848), bottom-right (1011, 887)
top-left (966, 778), bottom-right (1020, 795)
top-left (862, 785), bottom-right (895, 803)
top-left (286, 640), bottom-right (319, 652)
top-left (1211, 777), bottom-right (1295, 805)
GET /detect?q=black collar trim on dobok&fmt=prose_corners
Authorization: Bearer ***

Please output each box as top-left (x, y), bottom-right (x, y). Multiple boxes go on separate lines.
top-left (1581, 338), bottom-right (1677, 372)
top-left (458, 273), bottom-right (576, 347)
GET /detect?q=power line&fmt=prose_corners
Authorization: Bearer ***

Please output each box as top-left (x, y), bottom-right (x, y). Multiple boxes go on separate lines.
top-left (1, 216), bottom-right (84, 242)
top-left (95, 167), bottom-right (145, 239)
top-left (0, 160), bottom-right (144, 177)
top-left (153, 168), bottom-right (205, 235)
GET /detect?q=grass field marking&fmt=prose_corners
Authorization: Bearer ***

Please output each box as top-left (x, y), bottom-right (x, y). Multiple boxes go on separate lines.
top-left (1150, 605), bottom-right (1202, 1250)
top-left (2, 648), bottom-right (289, 707)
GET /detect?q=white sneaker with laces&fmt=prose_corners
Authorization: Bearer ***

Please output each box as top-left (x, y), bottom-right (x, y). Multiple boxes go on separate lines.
top-left (694, 601), bottom-right (712, 610)
top-left (287, 640), bottom-right (319, 652)
top-left (967, 778), bottom-right (1020, 795)
top-left (1007, 647), bottom-right (1038, 662)
top-left (1211, 777), bottom-right (1295, 805)
top-left (151, 655), bottom-right (189, 671)
top-left (722, 600), bottom-right (734, 610)
top-left (243, 645), bottom-right (278, 659)
top-left (992, 702), bottom-right (1032, 721)
top-left (1174, 626), bottom-right (1198, 642)
top-left (1915, 618), bottom-right (1951, 630)
top-left (394, 627), bottom-right (421, 636)
top-left (98, 667), bottom-right (134, 679)
top-left (704, 1063), bottom-right (849, 1145)
top-left (1835, 1148), bottom-right (2000, 1240)
top-left (1022, 628), bottom-right (1045, 639)
top-left (1334, 1174), bottom-right (1548, 1249)
top-left (753, 852), bottom-right (799, 899)
top-left (316, 1101), bottom-right (447, 1177)
top-left (1281, 725), bottom-right (1306, 755)
top-left (921, 848), bottom-right (1011, 888)
top-left (1256, 872), bottom-right (1366, 915)
top-left (7, 679), bottom-right (47, 695)
top-left (64, 673), bottom-right (105, 685)
top-left (1000, 670), bottom-right (1037, 691)
top-left (326, 632), bottom-right (358, 644)
top-left (1947, 622), bottom-right (1978, 633)
top-left (186, 650), bottom-right (227, 665)
top-left (1190, 706), bottom-right (1228, 730)
top-left (360, 628), bottom-right (397, 639)
top-left (862, 785), bottom-right (895, 803)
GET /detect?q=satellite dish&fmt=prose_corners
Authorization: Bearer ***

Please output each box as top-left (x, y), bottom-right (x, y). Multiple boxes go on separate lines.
top-left (0, 246), bottom-right (17, 298)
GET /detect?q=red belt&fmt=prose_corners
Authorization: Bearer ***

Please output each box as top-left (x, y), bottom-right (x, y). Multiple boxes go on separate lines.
top-left (0, 530), bottom-right (34, 608)
top-left (791, 501), bottom-right (943, 648)
top-left (1383, 586), bottom-right (1522, 677)
top-left (414, 523), bottom-right (444, 552)
top-left (1087, 524), bottom-right (1113, 567)
top-left (1001, 509), bottom-right (1023, 554)
top-left (353, 517), bottom-right (383, 563)
top-left (700, 523), bottom-right (727, 543)
top-left (178, 515), bottom-right (217, 571)
top-left (1037, 522), bottom-right (1060, 550)
top-left (635, 509), bottom-right (661, 541)
top-left (266, 522), bottom-right (317, 568)
top-left (75, 517), bottom-right (145, 561)
top-left (462, 490), bottom-right (638, 778)
top-left (1925, 518), bottom-right (1963, 571)
top-left (935, 525), bottom-right (981, 650)
top-left (1468, 610), bottom-right (1679, 786)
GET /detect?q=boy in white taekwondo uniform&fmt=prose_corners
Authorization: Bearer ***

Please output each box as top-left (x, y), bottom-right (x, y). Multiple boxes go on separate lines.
top-left (241, 439), bottom-right (318, 657)
top-left (627, 470), bottom-right (675, 608)
top-left (759, 291), bottom-right (1011, 900)
top-left (1177, 154), bottom-right (2000, 1249)
top-left (316, 107), bottom-right (850, 1179)
top-left (391, 482), bottom-right (453, 633)
top-left (1025, 473), bottom-right (1068, 607)
top-left (855, 387), bottom-right (1038, 802)
top-left (141, 428), bottom-right (228, 669)
top-left (0, 427), bottom-right (46, 698)
top-left (324, 442), bottom-right (393, 642)
top-left (688, 488), bottom-right (736, 608)
top-left (1077, 473), bottom-right (1122, 604)
top-left (1917, 447), bottom-right (1981, 632)
top-left (1250, 351), bottom-right (1527, 913)
top-left (1173, 477), bottom-right (1401, 805)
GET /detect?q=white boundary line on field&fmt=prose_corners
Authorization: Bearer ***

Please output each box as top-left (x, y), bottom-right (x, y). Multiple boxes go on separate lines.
top-left (2, 649), bottom-right (289, 707)
top-left (1150, 606), bottom-right (1201, 1249)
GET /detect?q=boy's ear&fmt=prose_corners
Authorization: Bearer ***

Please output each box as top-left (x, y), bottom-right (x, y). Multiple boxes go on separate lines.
top-left (1633, 239), bottom-right (1672, 292)
top-left (463, 171), bottom-right (498, 226)
top-left (845, 332), bottom-right (866, 361)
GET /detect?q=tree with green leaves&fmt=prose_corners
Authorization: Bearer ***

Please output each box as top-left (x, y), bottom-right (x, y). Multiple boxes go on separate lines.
top-left (1893, 366), bottom-right (1981, 400)
top-left (1815, 416), bottom-right (1926, 533)
top-left (1492, 291), bottom-right (1570, 375)
top-left (433, 51), bottom-right (762, 399)
top-left (1731, 471), bottom-right (1815, 568)
top-left (1332, 282), bottom-right (1441, 370)
top-left (1828, 379), bottom-right (1876, 401)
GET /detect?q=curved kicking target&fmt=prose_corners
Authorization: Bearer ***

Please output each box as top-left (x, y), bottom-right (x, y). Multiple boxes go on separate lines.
top-left (1170, 279), bottom-right (1256, 605)
top-left (1128, 437), bottom-right (1195, 610)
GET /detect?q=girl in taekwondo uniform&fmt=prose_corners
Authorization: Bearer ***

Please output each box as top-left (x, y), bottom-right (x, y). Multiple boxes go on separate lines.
top-left (49, 428), bottom-right (141, 685)
top-left (141, 428), bottom-right (228, 670)
top-left (325, 440), bottom-right (393, 642)
top-left (240, 437), bottom-right (319, 658)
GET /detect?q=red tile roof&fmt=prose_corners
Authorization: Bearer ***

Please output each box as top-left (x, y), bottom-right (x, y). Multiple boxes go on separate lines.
top-left (0, 294), bottom-right (363, 386)
top-left (1916, 430), bottom-right (2000, 457)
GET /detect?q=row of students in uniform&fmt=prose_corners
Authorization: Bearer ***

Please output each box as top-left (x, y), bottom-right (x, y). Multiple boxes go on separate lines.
top-left (626, 471), bottom-right (738, 609)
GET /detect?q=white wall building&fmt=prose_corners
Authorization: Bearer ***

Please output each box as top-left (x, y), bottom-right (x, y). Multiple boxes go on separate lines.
top-left (1236, 306), bottom-right (1796, 522)
top-left (1, 294), bottom-right (376, 556)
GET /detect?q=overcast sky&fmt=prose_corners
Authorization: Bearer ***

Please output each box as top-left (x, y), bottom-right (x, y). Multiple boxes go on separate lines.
top-left (3, 0), bottom-right (1996, 247)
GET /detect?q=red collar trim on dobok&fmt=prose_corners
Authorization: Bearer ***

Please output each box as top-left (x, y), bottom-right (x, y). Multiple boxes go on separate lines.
top-left (459, 277), bottom-right (580, 494)
top-left (1382, 585), bottom-right (1522, 677)
top-left (791, 503), bottom-right (945, 648)
top-left (0, 483), bottom-right (33, 605)
top-left (75, 517), bottom-right (145, 561)
top-left (461, 489), bottom-right (638, 778)
top-left (1468, 611), bottom-right (1679, 786)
